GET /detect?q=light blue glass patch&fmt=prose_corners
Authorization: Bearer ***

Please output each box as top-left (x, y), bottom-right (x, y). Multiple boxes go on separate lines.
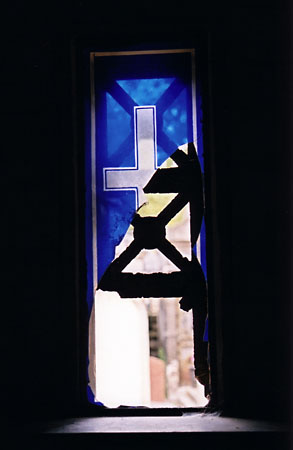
top-left (163, 88), bottom-right (188, 148)
top-left (117, 78), bottom-right (175, 105)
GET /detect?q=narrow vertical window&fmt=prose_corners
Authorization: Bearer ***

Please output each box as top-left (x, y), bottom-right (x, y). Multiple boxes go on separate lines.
top-left (85, 49), bottom-right (208, 408)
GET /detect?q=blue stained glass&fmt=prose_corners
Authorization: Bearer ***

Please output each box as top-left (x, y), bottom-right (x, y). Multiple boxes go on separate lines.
top-left (97, 190), bottom-right (136, 281)
top-left (163, 88), bottom-right (189, 148)
top-left (157, 144), bottom-right (170, 166)
top-left (88, 53), bottom-right (204, 289)
top-left (106, 93), bottom-right (132, 163)
top-left (117, 78), bottom-right (175, 105)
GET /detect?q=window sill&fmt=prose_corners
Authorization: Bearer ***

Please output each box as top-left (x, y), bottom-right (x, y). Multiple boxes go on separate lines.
top-left (8, 414), bottom-right (288, 450)
top-left (38, 413), bottom-right (286, 434)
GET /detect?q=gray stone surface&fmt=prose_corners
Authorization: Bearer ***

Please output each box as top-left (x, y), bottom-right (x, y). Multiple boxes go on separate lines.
top-left (42, 413), bottom-right (286, 434)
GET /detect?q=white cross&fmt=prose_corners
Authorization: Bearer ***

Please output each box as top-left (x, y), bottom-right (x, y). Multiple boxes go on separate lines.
top-left (103, 106), bottom-right (157, 210)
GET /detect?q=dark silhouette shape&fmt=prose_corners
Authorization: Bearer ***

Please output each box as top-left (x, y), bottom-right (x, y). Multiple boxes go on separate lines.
top-left (99, 143), bottom-right (209, 393)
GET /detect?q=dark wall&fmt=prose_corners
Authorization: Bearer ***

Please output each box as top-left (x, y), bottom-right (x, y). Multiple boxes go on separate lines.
top-left (1, 0), bottom-right (290, 425)
top-left (207, 7), bottom-right (290, 420)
